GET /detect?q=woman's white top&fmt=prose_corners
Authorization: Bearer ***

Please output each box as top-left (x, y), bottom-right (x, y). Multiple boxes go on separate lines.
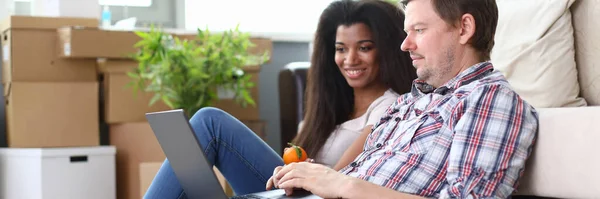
top-left (298, 89), bottom-right (400, 167)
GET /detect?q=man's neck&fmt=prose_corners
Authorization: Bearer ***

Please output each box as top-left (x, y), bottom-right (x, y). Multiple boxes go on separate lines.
top-left (454, 48), bottom-right (483, 75)
top-left (434, 48), bottom-right (483, 88)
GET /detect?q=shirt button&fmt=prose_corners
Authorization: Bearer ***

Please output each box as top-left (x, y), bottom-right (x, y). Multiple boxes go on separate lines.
top-left (376, 143), bottom-right (382, 148)
top-left (395, 117), bottom-right (401, 121)
top-left (350, 162), bottom-right (358, 167)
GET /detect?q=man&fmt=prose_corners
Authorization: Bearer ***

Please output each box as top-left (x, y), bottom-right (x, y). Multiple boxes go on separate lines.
top-left (267, 0), bottom-right (538, 198)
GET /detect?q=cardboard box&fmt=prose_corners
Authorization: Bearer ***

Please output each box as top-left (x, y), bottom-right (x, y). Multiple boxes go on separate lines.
top-left (139, 162), bottom-right (162, 198)
top-left (4, 82), bottom-right (99, 147)
top-left (57, 27), bottom-right (140, 59)
top-left (138, 163), bottom-right (233, 198)
top-left (109, 122), bottom-right (166, 199)
top-left (98, 60), bottom-right (171, 123)
top-left (97, 58), bottom-right (137, 74)
top-left (57, 27), bottom-right (273, 62)
top-left (1, 16), bottom-right (98, 82)
top-left (104, 73), bottom-right (172, 124)
top-left (247, 37), bottom-right (273, 64)
top-left (213, 167), bottom-right (234, 197)
top-left (0, 15), bottom-right (99, 31)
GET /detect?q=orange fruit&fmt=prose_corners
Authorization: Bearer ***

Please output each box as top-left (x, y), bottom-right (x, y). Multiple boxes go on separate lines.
top-left (283, 143), bottom-right (308, 164)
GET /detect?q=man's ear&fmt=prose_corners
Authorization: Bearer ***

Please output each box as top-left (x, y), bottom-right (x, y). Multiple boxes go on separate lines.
top-left (459, 13), bottom-right (476, 45)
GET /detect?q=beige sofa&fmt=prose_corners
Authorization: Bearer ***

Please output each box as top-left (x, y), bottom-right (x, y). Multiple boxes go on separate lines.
top-left (502, 0), bottom-right (600, 198)
top-left (279, 1), bottom-right (598, 198)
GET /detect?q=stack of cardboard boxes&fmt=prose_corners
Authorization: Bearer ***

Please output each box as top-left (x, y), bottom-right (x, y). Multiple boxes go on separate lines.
top-left (1, 16), bottom-right (99, 148)
top-left (0, 15), bottom-right (271, 199)
top-left (54, 27), bottom-right (173, 199)
top-left (0, 16), bottom-right (115, 199)
top-left (56, 25), bottom-right (271, 198)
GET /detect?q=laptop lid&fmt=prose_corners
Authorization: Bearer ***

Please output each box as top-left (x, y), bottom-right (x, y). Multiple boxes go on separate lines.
top-left (146, 109), bottom-right (227, 199)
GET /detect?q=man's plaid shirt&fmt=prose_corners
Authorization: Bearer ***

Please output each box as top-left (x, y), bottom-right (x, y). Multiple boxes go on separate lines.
top-left (340, 62), bottom-right (539, 198)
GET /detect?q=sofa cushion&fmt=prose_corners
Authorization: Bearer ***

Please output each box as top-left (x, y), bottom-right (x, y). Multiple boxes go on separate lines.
top-left (515, 106), bottom-right (600, 198)
top-left (572, 0), bottom-right (600, 106)
top-left (491, 0), bottom-right (587, 108)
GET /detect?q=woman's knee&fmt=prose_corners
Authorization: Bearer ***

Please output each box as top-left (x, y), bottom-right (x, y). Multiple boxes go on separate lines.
top-left (188, 107), bottom-right (237, 132)
top-left (190, 107), bottom-right (227, 121)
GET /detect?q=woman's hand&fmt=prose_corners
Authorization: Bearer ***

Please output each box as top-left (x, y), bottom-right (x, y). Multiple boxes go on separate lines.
top-left (265, 165), bottom-right (283, 190)
top-left (265, 147), bottom-right (289, 190)
top-left (265, 158), bottom-right (315, 190)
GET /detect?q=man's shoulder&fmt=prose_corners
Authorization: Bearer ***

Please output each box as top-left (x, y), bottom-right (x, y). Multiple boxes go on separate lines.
top-left (454, 69), bottom-right (518, 99)
top-left (453, 69), bottom-right (538, 115)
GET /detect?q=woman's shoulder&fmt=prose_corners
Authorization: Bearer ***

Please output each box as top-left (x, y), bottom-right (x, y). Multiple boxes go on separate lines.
top-left (367, 89), bottom-right (400, 111)
top-left (362, 89), bottom-right (401, 126)
top-left (382, 89), bottom-right (401, 99)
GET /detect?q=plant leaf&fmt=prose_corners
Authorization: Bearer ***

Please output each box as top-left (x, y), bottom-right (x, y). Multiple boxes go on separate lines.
top-left (149, 93), bottom-right (161, 106)
top-left (134, 31), bottom-right (150, 39)
top-left (162, 95), bottom-right (174, 109)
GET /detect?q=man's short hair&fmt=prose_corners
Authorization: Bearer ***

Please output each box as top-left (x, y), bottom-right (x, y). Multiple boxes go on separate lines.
top-left (400, 0), bottom-right (498, 61)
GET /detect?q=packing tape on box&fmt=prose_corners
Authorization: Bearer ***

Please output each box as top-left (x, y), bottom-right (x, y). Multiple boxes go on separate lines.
top-left (63, 43), bottom-right (71, 57)
top-left (3, 45), bottom-right (8, 61)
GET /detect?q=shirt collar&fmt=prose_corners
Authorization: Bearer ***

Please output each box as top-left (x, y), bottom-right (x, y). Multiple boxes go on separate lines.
top-left (411, 62), bottom-right (494, 96)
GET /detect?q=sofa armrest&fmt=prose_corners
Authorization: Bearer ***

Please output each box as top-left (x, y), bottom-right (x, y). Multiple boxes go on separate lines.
top-left (515, 106), bottom-right (600, 198)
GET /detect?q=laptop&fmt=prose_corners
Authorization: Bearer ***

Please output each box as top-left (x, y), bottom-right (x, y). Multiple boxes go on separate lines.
top-left (145, 109), bottom-right (321, 199)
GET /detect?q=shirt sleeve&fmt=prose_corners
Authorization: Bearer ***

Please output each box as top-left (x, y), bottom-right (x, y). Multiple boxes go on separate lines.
top-left (439, 84), bottom-right (539, 199)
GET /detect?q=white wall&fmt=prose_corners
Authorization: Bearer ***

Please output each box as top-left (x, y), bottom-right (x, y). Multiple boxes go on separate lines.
top-left (0, 0), bottom-right (15, 19)
top-left (184, 0), bottom-right (335, 42)
top-left (30, 0), bottom-right (100, 18)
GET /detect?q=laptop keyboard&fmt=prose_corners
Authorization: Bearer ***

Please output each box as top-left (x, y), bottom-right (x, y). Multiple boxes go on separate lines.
top-left (230, 194), bottom-right (265, 199)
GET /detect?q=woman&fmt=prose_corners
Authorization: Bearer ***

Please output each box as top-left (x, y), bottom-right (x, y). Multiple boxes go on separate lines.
top-left (144, 0), bottom-right (416, 198)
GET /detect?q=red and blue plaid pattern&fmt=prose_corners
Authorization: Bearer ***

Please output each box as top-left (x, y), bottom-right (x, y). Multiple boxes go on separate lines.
top-left (339, 62), bottom-right (538, 198)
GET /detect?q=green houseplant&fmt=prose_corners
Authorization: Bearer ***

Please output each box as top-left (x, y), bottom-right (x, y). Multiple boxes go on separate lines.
top-left (128, 26), bottom-right (270, 117)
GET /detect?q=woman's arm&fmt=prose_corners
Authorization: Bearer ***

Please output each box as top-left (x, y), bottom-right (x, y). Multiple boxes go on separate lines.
top-left (333, 125), bottom-right (372, 171)
top-left (333, 92), bottom-right (398, 170)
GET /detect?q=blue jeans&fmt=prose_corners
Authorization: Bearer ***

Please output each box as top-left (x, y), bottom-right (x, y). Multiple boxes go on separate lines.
top-left (144, 107), bottom-right (284, 199)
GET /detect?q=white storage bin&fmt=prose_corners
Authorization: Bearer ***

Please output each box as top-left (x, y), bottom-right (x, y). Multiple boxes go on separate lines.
top-left (0, 146), bottom-right (116, 199)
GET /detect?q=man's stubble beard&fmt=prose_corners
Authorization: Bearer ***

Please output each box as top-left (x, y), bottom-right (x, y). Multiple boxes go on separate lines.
top-left (416, 46), bottom-right (455, 87)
